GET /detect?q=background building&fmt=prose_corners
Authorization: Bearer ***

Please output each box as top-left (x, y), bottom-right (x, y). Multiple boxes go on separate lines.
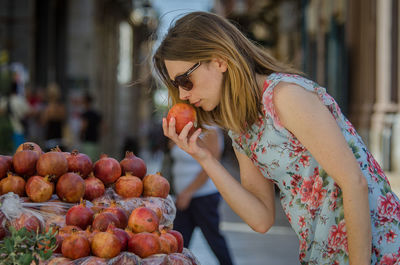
top-left (0, 0), bottom-right (158, 158)
top-left (1, 0), bottom-right (399, 180)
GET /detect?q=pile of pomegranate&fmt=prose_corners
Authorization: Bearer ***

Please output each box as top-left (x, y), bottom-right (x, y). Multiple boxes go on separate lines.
top-left (0, 142), bottom-right (200, 265)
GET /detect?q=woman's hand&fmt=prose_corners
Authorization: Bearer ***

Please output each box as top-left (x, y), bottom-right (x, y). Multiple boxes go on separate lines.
top-left (162, 117), bottom-right (210, 162)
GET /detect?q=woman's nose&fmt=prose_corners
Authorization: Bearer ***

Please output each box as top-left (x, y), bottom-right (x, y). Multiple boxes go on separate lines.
top-left (179, 88), bottom-right (190, 100)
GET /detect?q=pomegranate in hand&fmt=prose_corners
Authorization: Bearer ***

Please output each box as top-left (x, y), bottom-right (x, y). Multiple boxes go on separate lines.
top-left (167, 103), bottom-right (197, 134)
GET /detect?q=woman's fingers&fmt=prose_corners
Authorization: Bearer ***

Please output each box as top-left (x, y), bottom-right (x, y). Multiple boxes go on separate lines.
top-left (162, 117), bottom-right (179, 138)
top-left (189, 128), bottom-right (202, 145)
top-left (168, 117), bottom-right (177, 136)
top-left (178, 121), bottom-right (193, 141)
top-left (163, 117), bottom-right (202, 155)
top-left (162, 118), bottom-right (168, 135)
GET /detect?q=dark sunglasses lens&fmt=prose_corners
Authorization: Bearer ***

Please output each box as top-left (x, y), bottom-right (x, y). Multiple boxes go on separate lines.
top-left (175, 76), bottom-right (193, 90)
top-left (171, 80), bottom-right (179, 88)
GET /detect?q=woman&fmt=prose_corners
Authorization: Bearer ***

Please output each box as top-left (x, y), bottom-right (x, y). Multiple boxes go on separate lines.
top-left (170, 126), bottom-right (234, 265)
top-left (154, 11), bottom-right (400, 264)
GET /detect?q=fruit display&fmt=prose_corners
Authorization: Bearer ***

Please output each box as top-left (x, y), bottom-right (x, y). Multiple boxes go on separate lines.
top-left (0, 142), bottom-right (200, 265)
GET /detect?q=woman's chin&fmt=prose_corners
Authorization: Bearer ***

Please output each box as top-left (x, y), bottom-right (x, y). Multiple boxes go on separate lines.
top-left (201, 105), bottom-right (213, 111)
top-left (200, 103), bottom-right (218, 112)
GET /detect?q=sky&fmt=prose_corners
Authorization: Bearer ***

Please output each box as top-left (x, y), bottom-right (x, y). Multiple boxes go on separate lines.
top-left (151, 0), bottom-right (214, 39)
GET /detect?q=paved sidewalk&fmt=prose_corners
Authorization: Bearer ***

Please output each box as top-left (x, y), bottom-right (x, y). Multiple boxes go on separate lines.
top-left (189, 223), bottom-right (299, 265)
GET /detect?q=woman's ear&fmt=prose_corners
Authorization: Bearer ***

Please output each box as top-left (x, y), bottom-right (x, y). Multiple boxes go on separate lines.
top-left (211, 57), bottom-right (228, 73)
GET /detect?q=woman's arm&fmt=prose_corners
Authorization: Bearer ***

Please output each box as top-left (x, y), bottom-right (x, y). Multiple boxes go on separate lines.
top-left (175, 128), bottom-right (222, 210)
top-left (163, 118), bottom-right (276, 233)
top-left (175, 170), bottom-right (208, 210)
top-left (273, 82), bottom-right (371, 265)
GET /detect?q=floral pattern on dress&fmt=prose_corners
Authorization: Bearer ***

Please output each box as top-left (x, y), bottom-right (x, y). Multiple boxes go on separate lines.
top-left (228, 73), bottom-right (400, 264)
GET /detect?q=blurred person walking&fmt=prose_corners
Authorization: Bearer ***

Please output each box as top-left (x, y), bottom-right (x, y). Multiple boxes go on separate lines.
top-left (80, 92), bottom-right (102, 161)
top-left (41, 83), bottom-right (67, 151)
top-left (0, 81), bottom-right (30, 151)
top-left (169, 125), bottom-right (234, 265)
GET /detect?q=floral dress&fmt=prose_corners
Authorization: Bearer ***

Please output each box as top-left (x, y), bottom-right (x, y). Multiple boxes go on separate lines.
top-left (228, 73), bottom-right (400, 264)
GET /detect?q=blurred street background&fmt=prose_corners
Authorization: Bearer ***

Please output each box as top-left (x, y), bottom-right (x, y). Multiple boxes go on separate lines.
top-left (0, 0), bottom-right (399, 264)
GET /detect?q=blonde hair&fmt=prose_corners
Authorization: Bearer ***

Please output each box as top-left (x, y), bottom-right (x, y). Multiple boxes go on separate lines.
top-left (153, 11), bottom-right (300, 133)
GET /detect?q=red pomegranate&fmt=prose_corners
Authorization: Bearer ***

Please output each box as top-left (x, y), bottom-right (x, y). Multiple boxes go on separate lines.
top-left (58, 225), bottom-right (82, 238)
top-left (168, 230), bottom-right (184, 253)
top-left (167, 103), bottom-right (197, 134)
top-left (92, 212), bottom-right (120, 232)
top-left (52, 234), bottom-right (64, 254)
top-left (0, 172), bottom-right (26, 196)
top-left (12, 144), bottom-right (39, 177)
top-left (11, 212), bottom-right (41, 233)
top-left (84, 173), bottom-right (105, 201)
top-left (36, 150), bottom-right (68, 178)
top-left (103, 203), bottom-right (128, 229)
top-left (91, 230), bottom-right (122, 259)
top-left (61, 231), bottom-right (91, 260)
top-left (56, 172), bottom-right (85, 203)
top-left (67, 149), bottom-right (93, 177)
top-left (159, 232), bottom-right (178, 254)
top-left (93, 154), bottom-right (121, 185)
top-left (115, 173), bottom-right (143, 198)
top-left (120, 151), bottom-right (147, 179)
top-left (125, 228), bottom-right (135, 241)
top-left (0, 155), bottom-right (13, 179)
top-left (128, 207), bottom-right (159, 233)
top-left (16, 142), bottom-right (43, 157)
top-left (107, 223), bottom-right (129, 251)
top-left (87, 228), bottom-right (100, 245)
top-left (53, 146), bottom-right (71, 159)
top-left (142, 173), bottom-right (170, 198)
top-left (66, 200), bottom-right (94, 230)
top-left (25, 175), bottom-right (54, 202)
top-left (128, 232), bottom-right (161, 258)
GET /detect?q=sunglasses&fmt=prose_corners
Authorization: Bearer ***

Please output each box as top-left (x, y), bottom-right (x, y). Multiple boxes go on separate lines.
top-left (170, 62), bottom-right (201, 91)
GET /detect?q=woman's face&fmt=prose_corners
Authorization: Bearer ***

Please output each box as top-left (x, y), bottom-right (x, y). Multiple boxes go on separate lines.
top-left (165, 59), bottom-right (227, 111)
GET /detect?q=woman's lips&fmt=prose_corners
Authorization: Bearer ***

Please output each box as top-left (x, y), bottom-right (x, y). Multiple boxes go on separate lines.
top-left (193, 100), bottom-right (201, 107)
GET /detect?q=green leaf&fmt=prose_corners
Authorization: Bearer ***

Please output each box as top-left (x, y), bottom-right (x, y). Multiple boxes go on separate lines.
top-left (42, 250), bottom-right (53, 260)
top-left (4, 238), bottom-right (13, 253)
top-left (18, 253), bottom-right (33, 265)
top-left (0, 223), bottom-right (58, 264)
top-left (38, 249), bottom-right (46, 258)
